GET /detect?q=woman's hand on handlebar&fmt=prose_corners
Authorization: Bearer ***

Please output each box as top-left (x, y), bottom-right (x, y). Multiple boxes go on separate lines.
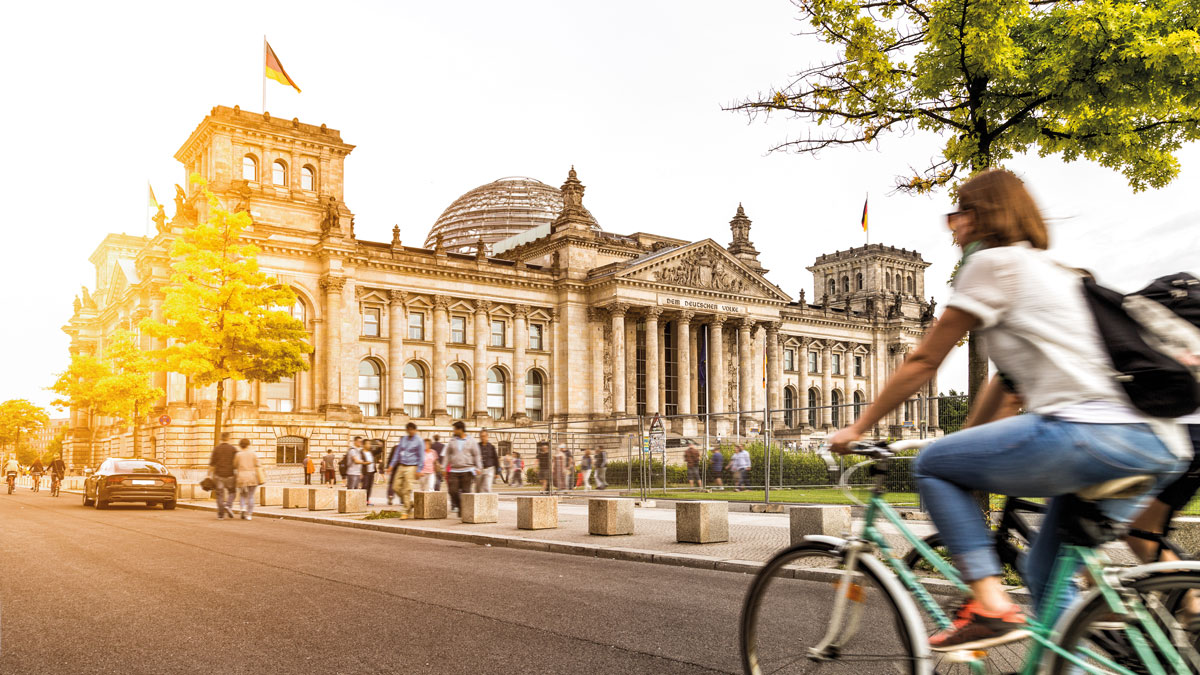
top-left (828, 426), bottom-right (863, 455)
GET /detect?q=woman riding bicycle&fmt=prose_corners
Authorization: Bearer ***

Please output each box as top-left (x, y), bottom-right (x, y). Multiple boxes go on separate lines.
top-left (830, 169), bottom-right (1190, 652)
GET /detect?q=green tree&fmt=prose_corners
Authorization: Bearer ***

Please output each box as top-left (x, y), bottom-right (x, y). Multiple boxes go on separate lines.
top-left (730, 0), bottom-right (1200, 402)
top-left (142, 177), bottom-right (312, 445)
top-left (938, 389), bottom-right (970, 433)
top-left (0, 399), bottom-right (49, 464)
top-left (94, 329), bottom-right (163, 459)
top-left (50, 351), bottom-right (111, 466)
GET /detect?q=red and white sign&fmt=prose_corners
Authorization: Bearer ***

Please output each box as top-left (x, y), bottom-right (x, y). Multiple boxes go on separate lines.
top-left (158, 415), bottom-right (172, 426)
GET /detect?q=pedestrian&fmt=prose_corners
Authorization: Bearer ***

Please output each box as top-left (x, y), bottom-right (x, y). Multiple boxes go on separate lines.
top-left (442, 421), bottom-right (481, 513)
top-left (321, 449), bottom-right (337, 486)
top-left (345, 437), bottom-right (365, 490)
top-left (499, 453), bottom-right (512, 485)
top-left (233, 438), bottom-right (262, 520)
top-left (431, 434), bottom-right (446, 491)
top-left (730, 444), bottom-right (751, 491)
top-left (388, 422), bottom-right (425, 518)
top-left (594, 447), bottom-right (608, 489)
top-left (563, 445), bottom-right (574, 490)
top-left (552, 444), bottom-right (568, 490)
top-left (510, 452), bottom-right (524, 487)
top-left (303, 454), bottom-right (315, 485)
top-left (475, 430), bottom-right (498, 493)
top-left (710, 447), bottom-right (725, 490)
top-left (208, 432), bottom-right (238, 520)
top-left (536, 442), bottom-right (551, 492)
top-left (580, 449), bottom-right (593, 491)
top-left (361, 441), bottom-right (377, 506)
top-left (684, 442), bottom-right (702, 489)
top-left (420, 439), bottom-right (438, 492)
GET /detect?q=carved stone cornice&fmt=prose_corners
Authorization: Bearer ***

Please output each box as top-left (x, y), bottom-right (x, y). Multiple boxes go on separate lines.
top-left (513, 304), bottom-right (530, 320)
top-left (388, 289), bottom-right (407, 306)
top-left (319, 275), bottom-right (346, 293)
top-left (432, 294), bottom-right (451, 311)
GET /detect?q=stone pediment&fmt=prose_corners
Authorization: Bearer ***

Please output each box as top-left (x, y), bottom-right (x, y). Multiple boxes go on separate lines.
top-left (618, 240), bottom-right (789, 301)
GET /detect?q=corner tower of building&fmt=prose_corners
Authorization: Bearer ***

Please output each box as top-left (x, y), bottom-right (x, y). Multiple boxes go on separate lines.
top-left (807, 244), bottom-right (931, 315)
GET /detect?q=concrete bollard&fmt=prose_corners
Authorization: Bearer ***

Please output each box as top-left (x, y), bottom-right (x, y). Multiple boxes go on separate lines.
top-left (460, 493), bottom-right (499, 523)
top-left (588, 498), bottom-right (634, 536)
top-left (517, 495), bottom-right (558, 530)
top-left (258, 485), bottom-right (284, 507)
top-left (173, 484), bottom-right (194, 500)
top-left (789, 505), bottom-right (852, 544)
top-left (676, 501), bottom-right (729, 543)
top-left (282, 487), bottom-right (308, 508)
top-left (308, 488), bottom-right (338, 511)
top-left (414, 491), bottom-right (448, 519)
top-left (338, 489), bottom-right (367, 514)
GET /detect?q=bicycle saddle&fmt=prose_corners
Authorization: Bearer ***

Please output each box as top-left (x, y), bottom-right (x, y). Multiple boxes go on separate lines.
top-left (1075, 475), bottom-right (1155, 502)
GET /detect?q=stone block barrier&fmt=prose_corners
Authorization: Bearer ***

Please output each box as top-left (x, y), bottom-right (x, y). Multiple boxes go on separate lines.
top-left (282, 487), bottom-right (308, 508)
top-left (676, 501), bottom-right (729, 543)
top-left (517, 495), bottom-right (558, 530)
top-left (460, 493), bottom-right (498, 523)
top-left (338, 489), bottom-right (367, 514)
top-left (258, 485), bottom-right (284, 507)
top-left (588, 498), bottom-right (634, 536)
top-left (789, 505), bottom-right (851, 543)
top-left (308, 488), bottom-right (337, 511)
top-left (414, 491), bottom-right (448, 519)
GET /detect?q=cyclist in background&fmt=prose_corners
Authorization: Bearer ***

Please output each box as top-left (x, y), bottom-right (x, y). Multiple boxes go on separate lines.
top-left (29, 457), bottom-right (45, 492)
top-left (49, 455), bottom-right (66, 494)
top-left (830, 169), bottom-right (1188, 651)
top-left (4, 455), bottom-right (19, 491)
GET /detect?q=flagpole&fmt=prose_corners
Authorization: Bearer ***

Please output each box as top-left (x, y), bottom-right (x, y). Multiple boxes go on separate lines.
top-left (262, 36), bottom-right (267, 113)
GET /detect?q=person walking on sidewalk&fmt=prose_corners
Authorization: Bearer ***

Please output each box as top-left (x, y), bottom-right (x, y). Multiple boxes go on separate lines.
top-left (563, 446), bottom-right (575, 490)
top-left (303, 454), bottom-right (315, 485)
top-left (594, 448), bottom-right (607, 490)
top-left (431, 435), bottom-right (446, 491)
top-left (345, 437), bottom-right (365, 490)
top-left (709, 447), bottom-right (725, 490)
top-left (499, 452), bottom-right (512, 485)
top-left (389, 423), bottom-right (425, 517)
top-left (209, 432), bottom-right (238, 520)
top-left (443, 421), bottom-right (481, 513)
top-left (321, 449), bottom-right (337, 486)
top-left (580, 450), bottom-right (593, 491)
top-left (684, 442), bottom-right (702, 489)
top-left (730, 444), bottom-right (751, 491)
top-left (510, 452), bottom-right (524, 487)
top-left (476, 430), bottom-right (498, 493)
top-left (361, 441), bottom-right (378, 507)
top-left (537, 442), bottom-right (551, 492)
top-left (552, 444), bottom-right (568, 491)
top-left (233, 438), bottom-right (262, 520)
top-left (420, 438), bottom-right (438, 492)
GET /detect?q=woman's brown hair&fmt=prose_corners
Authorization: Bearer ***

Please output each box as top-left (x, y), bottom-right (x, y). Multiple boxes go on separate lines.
top-left (957, 169), bottom-right (1049, 250)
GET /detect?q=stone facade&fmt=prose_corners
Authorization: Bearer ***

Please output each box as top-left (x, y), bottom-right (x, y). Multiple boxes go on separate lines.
top-left (62, 106), bottom-right (936, 469)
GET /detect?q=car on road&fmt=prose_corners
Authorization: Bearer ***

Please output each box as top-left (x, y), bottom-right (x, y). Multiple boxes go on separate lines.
top-left (83, 458), bottom-right (177, 510)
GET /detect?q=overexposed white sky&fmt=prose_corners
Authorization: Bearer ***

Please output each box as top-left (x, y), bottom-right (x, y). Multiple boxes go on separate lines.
top-left (2, 1), bottom-right (1198, 412)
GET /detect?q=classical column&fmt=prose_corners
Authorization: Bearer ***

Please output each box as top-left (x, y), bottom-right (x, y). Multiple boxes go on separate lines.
top-left (319, 274), bottom-right (346, 410)
top-left (765, 322), bottom-right (781, 425)
top-left (609, 304), bottom-right (628, 416)
top-left (798, 338), bottom-right (812, 428)
top-left (928, 368), bottom-right (940, 430)
top-left (624, 317), bottom-right (637, 415)
top-left (709, 317), bottom-right (726, 415)
top-left (677, 311), bottom-right (693, 416)
top-left (513, 304), bottom-right (530, 419)
top-left (549, 308), bottom-right (560, 418)
top-left (645, 307), bottom-right (662, 415)
top-left (386, 290), bottom-right (407, 415)
top-left (472, 300), bottom-right (491, 421)
top-left (821, 340), bottom-right (834, 428)
top-left (842, 344), bottom-right (854, 421)
top-left (431, 295), bottom-right (450, 417)
top-left (738, 317), bottom-right (754, 414)
top-left (587, 307), bottom-right (605, 418)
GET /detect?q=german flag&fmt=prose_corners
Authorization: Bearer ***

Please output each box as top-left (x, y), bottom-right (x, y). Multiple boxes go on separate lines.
top-left (861, 195), bottom-right (868, 232)
top-left (265, 40), bottom-right (301, 93)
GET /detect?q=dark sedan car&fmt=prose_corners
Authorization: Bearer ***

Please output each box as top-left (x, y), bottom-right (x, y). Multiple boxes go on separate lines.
top-left (83, 458), bottom-right (177, 510)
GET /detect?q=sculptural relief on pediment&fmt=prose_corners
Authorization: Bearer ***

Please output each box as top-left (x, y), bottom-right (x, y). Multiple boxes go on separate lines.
top-left (648, 249), bottom-right (757, 296)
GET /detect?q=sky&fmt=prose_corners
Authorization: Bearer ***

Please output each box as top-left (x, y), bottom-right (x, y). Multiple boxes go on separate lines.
top-left (2, 1), bottom-right (1198, 413)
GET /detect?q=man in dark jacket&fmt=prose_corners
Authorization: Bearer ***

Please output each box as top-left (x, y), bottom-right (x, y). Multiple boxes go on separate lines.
top-left (594, 448), bottom-right (608, 490)
top-left (476, 430), bottom-right (498, 493)
top-left (209, 432), bottom-right (238, 519)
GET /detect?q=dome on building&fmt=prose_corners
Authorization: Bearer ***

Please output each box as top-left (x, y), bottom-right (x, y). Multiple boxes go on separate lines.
top-left (424, 176), bottom-right (599, 254)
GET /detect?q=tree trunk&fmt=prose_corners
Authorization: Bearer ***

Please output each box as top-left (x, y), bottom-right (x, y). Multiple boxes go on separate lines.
top-left (213, 379), bottom-right (225, 449)
top-left (966, 333), bottom-right (988, 408)
top-left (132, 402), bottom-right (141, 459)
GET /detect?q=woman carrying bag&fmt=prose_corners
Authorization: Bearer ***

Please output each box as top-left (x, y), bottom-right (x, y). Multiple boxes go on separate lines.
top-left (234, 438), bottom-right (264, 520)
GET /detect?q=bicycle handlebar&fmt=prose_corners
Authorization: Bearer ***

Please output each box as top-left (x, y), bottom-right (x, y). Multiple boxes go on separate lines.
top-left (819, 438), bottom-right (936, 460)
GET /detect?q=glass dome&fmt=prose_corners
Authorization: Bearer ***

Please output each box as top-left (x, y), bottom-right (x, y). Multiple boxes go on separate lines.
top-left (424, 176), bottom-right (598, 254)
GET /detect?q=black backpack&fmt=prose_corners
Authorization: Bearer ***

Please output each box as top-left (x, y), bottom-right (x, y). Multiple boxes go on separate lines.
top-left (1083, 272), bottom-right (1200, 418)
top-left (337, 452), bottom-right (350, 478)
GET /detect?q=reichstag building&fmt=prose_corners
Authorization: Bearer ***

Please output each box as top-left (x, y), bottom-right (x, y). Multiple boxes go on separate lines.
top-left (63, 106), bottom-right (937, 467)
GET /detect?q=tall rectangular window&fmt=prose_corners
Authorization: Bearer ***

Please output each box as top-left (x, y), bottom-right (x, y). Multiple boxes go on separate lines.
top-left (362, 307), bottom-right (380, 337)
top-left (529, 323), bottom-right (543, 350)
top-left (854, 355), bottom-right (864, 377)
top-left (783, 349), bottom-right (795, 371)
top-left (490, 319), bottom-right (506, 347)
top-left (408, 313), bottom-right (425, 340)
top-left (808, 351), bottom-right (819, 373)
top-left (832, 353), bottom-right (842, 375)
top-left (450, 316), bottom-right (466, 344)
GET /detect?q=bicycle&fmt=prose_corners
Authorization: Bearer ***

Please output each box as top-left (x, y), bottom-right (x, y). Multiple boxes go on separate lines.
top-left (739, 440), bottom-right (1200, 674)
top-left (30, 472), bottom-right (41, 493)
top-left (5, 472), bottom-right (15, 495)
top-left (50, 473), bottom-right (62, 497)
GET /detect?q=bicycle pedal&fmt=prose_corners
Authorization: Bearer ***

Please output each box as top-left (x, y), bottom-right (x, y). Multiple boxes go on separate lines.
top-left (940, 649), bottom-right (987, 664)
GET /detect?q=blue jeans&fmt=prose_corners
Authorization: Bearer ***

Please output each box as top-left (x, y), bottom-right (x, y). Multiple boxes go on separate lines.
top-left (914, 414), bottom-right (1182, 611)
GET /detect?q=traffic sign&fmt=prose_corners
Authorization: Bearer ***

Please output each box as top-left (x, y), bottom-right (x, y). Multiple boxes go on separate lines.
top-left (648, 415), bottom-right (666, 455)
top-left (642, 438), bottom-right (651, 453)
top-left (158, 415), bottom-right (172, 426)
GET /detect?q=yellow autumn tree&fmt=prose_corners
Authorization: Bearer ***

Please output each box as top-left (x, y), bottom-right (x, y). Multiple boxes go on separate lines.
top-left (142, 177), bottom-right (312, 445)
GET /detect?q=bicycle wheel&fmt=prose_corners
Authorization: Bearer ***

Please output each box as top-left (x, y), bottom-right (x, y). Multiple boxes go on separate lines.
top-left (1049, 568), bottom-right (1200, 674)
top-left (741, 538), bottom-right (925, 674)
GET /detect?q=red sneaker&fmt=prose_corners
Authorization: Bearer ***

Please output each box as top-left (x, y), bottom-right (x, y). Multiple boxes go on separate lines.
top-left (930, 601), bottom-right (1029, 651)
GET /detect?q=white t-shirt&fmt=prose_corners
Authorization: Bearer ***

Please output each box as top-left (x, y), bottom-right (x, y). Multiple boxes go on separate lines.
top-left (947, 242), bottom-right (1189, 456)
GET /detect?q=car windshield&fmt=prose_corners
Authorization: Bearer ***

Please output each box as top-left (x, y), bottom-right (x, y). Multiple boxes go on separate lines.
top-left (110, 461), bottom-right (166, 474)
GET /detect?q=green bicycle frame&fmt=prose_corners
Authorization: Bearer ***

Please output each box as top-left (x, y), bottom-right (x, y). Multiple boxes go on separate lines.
top-left (858, 488), bottom-right (1188, 674)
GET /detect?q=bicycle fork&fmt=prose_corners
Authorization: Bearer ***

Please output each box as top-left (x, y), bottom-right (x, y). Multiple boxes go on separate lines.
top-left (811, 540), bottom-right (870, 660)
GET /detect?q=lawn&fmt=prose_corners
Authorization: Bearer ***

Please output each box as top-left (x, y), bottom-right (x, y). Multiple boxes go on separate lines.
top-left (633, 488), bottom-right (921, 507)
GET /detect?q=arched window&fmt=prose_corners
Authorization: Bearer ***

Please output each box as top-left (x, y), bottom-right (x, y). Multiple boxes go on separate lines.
top-left (487, 367), bottom-right (506, 420)
top-left (276, 435), bottom-right (307, 464)
top-left (853, 390), bottom-right (865, 420)
top-left (446, 364), bottom-right (467, 419)
top-left (828, 278), bottom-right (836, 296)
top-left (272, 159), bottom-right (287, 186)
top-left (525, 370), bottom-right (544, 421)
top-left (403, 363), bottom-right (425, 417)
top-left (358, 360), bottom-right (381, 417)
top-left (783, 386), bottom-right (796, 428)
top-left (807, 387), bottom-right (819, 427)
top-left (831, 389), bottom-right (842, 428)
top-left (301, 165), bottom-right (315, 191)
top-left (841, 276), bottom-right (850, 293)
top-left (906, 275), bottom-right (914, 294)
top-left (264, 375), bottom-right (294, 412)
top-left (242, 154), bottom-right (257, 181)
top-left (896, 274), bottom-right (903, 292)
top-left (856, 272), bottom-right (864, 290)
top-left (886, 274), bottom-right (892, 290)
